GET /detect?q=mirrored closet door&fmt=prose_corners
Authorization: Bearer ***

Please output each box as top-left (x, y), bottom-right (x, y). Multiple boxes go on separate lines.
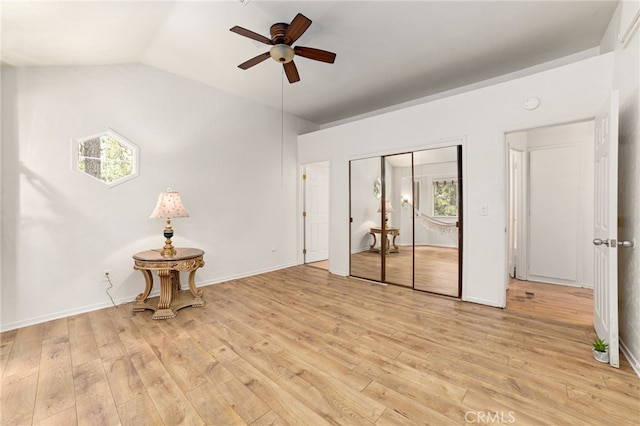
top-left (349, 146), bottom-right (462, 297)
top-left (349, 156), bottom-right (382, 282)
top-left (383, 153), bottom-right (413, 287)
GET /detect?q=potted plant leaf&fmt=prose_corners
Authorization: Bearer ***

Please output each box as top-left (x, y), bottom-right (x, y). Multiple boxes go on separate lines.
top-left (592, 338), bottom-right (609, 363)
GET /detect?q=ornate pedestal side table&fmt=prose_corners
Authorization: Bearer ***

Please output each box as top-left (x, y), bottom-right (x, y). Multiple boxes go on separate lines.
top-left (369, 227), bottom-right (400, 253)
top-left (132, 248), bottom-right (205, 319)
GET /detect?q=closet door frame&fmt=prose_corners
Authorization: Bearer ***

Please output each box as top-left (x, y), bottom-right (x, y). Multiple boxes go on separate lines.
top-left (349, 144), bottom-right (463, 298)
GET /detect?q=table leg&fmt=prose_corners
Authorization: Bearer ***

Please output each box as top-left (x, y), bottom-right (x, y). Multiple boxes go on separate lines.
top-left (187, 269), bottom-right (204, 307)
top-left (390, 232), bottom-right (399, 253)
top-left (153, 269), bottom-right (177, 319)
top-left (171, 270), bottom-right (180, 299)
top-left (133, 269), bottom-right (153, 308)
top-left (369, 232), bottom-right (377, 252)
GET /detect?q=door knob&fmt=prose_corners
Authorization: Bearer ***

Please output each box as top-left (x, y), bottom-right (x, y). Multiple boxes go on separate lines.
top-left (618, 240), bottom-right (635, 248)
top-left (593, 238), bottom-right (609, 246)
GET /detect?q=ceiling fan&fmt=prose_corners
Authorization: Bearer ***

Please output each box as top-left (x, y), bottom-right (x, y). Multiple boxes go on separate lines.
top-left (230, 13), bottom-right (336, 83)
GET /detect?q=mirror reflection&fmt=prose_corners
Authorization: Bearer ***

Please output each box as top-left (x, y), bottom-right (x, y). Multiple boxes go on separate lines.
top-left (349, 157), bottom-right (382, 282)
top-left (407, 147), bottom-right (460, 296)
top-left (350, 146), bottom-right (461, 297)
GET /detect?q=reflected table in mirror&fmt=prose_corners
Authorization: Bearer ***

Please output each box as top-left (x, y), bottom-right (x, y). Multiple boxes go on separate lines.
top-left (369, 227), bottom-right (399, 253)
top-left (132, 248), bottom-right (205, 319)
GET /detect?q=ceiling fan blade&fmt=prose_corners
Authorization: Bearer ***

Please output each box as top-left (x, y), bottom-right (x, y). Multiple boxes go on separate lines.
top-left (284, 13), bottom-right (312, 45)
top-left (230, 26), bottom-right (273, 45)
top-left (238, 52), bottom-right (271, 70)
top-left (283, 61), bottom-right (300, 83)
top-left (294, 46), bottom-right (336, 64)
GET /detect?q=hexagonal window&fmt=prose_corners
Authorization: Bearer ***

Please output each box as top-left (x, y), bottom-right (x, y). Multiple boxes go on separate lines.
top-left (74, 130), bottom-right (139, 187)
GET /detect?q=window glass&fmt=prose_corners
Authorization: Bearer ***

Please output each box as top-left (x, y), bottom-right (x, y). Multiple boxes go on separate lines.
top-left (75, 130), bottom-right (138, 186)
top-left (433, 179), bottom-right (457, 217)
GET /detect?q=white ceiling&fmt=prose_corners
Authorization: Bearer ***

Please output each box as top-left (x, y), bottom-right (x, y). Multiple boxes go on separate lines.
top-left (1, 1), bottom-right (618, 125)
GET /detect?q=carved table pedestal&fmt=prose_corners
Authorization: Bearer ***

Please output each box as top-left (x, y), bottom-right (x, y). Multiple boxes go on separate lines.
top-left (132, 248), bottom-right (205, 319)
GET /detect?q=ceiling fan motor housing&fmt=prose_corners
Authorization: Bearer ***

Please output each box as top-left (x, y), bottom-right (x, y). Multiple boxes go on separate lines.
top-left (270, 23), bottom-right (288, 43)
top-left (269, 23), bottom-right (294, 63)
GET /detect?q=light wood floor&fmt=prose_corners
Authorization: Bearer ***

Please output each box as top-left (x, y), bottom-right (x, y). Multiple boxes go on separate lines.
top-left (506, 279), bottom-right (594, 327)
top-left (2, 266), bottom-right (638, 425)
top-left (306, 259), bottom-right (329, 270)
top-left (350, 246), bottom-right (459, 297)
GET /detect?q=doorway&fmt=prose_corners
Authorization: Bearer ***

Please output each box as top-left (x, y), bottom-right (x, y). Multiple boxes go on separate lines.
top-left (506, 120), bottom-right (595, 298)
top-left (349, 145), bottom-right (462, 297)
top-left (302, 161), bottom-right (329, 270)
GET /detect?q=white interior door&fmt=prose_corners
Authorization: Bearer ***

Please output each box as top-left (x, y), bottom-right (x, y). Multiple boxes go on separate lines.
top-left (528, 145), bottom-right (582, 283)
top-left (304, 162), bottom-right (329, 263)
top-left (593, 91), bottom-right (619, 368)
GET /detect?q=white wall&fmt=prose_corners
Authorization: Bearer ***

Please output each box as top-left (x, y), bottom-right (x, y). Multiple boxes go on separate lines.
top-left (299, 54), bottom-right (614, 308)
top-left (604, 1), bottom-right (640, 376)
top-left (1, 64), bottom-right (317, 331)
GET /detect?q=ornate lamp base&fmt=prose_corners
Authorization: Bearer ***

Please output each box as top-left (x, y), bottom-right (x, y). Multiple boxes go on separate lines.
top-left (160, 219), bottom-right (177, 258)
top-left (160, 241), bottom-right (176, 258)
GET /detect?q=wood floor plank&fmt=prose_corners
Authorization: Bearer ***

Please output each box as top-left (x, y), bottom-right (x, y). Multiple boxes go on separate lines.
top-left (507, 280), bottom-right (593, 326)
top-left (103, 355), bottom-right (146, 408)
top-left (87, 309), bottom-right (127, 361)
top-left (116, 393), bottom-right (163, 426)
top-left (271, 349), bottom-right (386, 423)
top-left (185, 380), bottom-right (247, 426)
top-left (32, 320), bottom-right (74, 424)
top-left (566, 385), bottom-right (640, 425)
top-left (127, 343), bottom-right (204, 425)
top-left (1, 265), bottom-right (638, 425)
top-left (0, 329), bottom-right (18, 375)
top-left (67, 314), bottom-right (100, 367)
top-left (0, 371), bottom-right (39, 425)
top-left (2, 323), bottom-right (44, 379)
top-left (250, 410), bottom-right (288, 426)
top-left (73, 358), bottom-right (121, 425)
top-left (32, 405), bottom-right (77, 426)
top-left (461, 390), bottom-right (544, 425)
top-left (142, 332), bottom-right (212, 394)
top-left (362, 380), bottom-right (457, 426)
top-left (211, 344), bottom-right (334, 426)
top-left (428, 348), bottom-right (600, 425)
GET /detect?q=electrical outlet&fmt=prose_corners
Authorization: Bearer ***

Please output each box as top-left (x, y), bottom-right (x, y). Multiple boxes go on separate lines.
top-left (102, 269), bottom-right (111, 282)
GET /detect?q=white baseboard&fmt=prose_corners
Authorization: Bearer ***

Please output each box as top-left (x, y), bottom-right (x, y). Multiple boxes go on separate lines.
top-left (620, 338), bottom-right (640, 378)
top-left (196, 262), bottom-right (297, 288)
top-left (0, 298), bottom-right (130, 332)
top-left (0, 262), bottom-right (298, 333)
top-left (525, 275), bottom-right (593, 289)
top-left (462, 295), bottom-right (504, 308)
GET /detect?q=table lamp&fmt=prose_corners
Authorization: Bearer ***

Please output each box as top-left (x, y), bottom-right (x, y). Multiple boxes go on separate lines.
top-left (150, 189), bottom-right (189, 258)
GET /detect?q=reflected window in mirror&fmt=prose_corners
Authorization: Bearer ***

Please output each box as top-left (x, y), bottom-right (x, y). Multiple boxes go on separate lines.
top-left (433, 178), bottom-right (458, 217)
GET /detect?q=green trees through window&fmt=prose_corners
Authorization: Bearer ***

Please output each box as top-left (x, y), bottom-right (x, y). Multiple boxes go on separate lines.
top-left (433, 179), bottom-right (457, 217)
top-left (76, 130), bottom-right (138, 186)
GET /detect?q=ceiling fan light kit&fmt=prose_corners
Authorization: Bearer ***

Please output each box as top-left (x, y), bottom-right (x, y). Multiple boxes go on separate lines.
top-left (230, 13), bottom-right (336, 83)
top-left (270, 44), bottom-right (295, 63)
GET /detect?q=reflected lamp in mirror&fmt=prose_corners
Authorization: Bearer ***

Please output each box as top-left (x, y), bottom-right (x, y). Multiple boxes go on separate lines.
top-left (377, 200), bottom-right (394, 228)
top-left (150, 189), bottom-right (190, 258)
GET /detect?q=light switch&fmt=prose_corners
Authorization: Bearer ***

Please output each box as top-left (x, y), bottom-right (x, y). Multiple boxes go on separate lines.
top-left (480, 204), bottom-right (488, 216)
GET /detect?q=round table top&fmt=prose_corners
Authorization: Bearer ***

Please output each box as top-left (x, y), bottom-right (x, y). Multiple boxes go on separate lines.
top-left (133, 247), bottom-right (204, 262)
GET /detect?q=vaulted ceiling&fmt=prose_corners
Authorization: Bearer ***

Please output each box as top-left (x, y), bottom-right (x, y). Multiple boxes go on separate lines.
top-left (1, 1), bottom-right (618, 125)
